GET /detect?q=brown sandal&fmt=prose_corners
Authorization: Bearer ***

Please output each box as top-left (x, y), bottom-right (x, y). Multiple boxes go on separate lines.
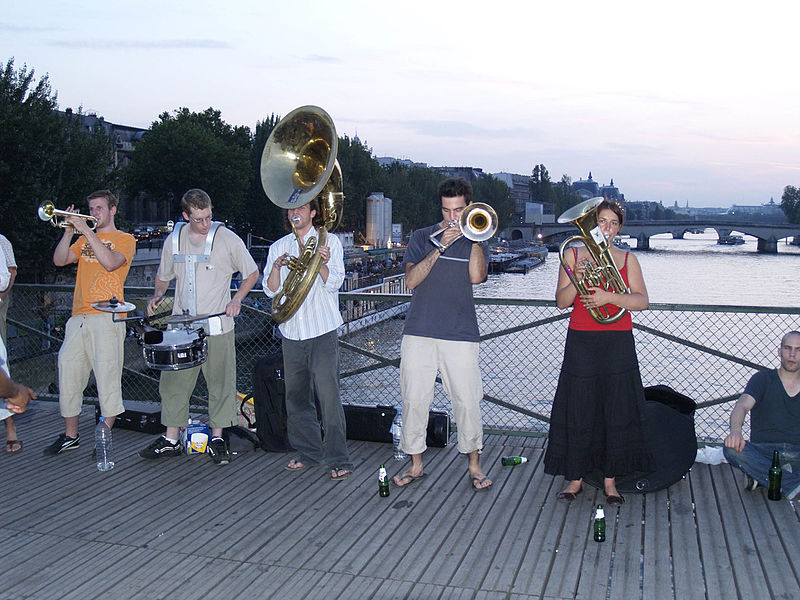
top-left (5, 439), bottom-right (22, 454)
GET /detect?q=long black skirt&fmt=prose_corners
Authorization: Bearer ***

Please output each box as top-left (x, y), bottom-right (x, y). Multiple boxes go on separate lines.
top-left (543, 328), bottom-right (652, 481)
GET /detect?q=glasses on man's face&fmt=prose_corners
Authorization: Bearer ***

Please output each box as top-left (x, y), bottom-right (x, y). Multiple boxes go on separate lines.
top-left (190, 215), bottom-right (212, 224)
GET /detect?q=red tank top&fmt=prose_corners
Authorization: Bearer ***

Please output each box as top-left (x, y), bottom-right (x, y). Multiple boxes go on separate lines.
top-left (568, 248), bottom-right (633, 331)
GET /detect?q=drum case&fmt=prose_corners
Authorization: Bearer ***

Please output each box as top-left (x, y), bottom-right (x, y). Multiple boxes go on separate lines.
top-left (344, 404), bottom-right (450, 448)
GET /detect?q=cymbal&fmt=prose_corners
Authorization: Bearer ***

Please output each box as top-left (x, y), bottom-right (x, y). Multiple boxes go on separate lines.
top-left (92, 298), bottom-right (136, 313)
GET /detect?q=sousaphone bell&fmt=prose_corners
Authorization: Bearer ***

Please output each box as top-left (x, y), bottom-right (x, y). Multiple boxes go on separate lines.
top-left (260, 105), bottom-right (344, 323)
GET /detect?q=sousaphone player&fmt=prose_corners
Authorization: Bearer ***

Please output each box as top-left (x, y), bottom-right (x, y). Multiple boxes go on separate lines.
top-left (262, 106), bottom-right (353, 481)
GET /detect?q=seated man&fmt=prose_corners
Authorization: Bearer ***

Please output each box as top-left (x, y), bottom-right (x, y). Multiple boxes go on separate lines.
top-left (723, 330), bottom-right (800, 498)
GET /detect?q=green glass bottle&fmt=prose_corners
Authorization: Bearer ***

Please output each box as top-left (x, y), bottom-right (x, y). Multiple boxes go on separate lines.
top-left (768, 450), bottom-right (782, 501)
top-left (501, 456), bottom-right (528, 466)
top-left (593, 505), bottom-right (606, 542)
top-left (378, 464), bottom-right (390, 498)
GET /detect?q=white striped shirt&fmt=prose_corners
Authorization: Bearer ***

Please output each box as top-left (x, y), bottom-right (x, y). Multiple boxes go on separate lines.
top-left (263, 227), bottom-right (344, 341)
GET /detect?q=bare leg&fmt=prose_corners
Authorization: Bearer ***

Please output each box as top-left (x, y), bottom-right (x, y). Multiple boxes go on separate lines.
top-left (468, 450), bottom-right (492, 489)
top-left (560, 478), bottom-right (583, 495)
top-left (604, 477), bottom-right (619, 497)
top-left (393, 452), bottom-right (424, 486)
top-left (65, 415), bottom-right (79, 438)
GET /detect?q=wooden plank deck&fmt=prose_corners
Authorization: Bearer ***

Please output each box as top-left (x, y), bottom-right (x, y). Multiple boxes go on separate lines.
top-left (3, 404), bottom-right (800, 600)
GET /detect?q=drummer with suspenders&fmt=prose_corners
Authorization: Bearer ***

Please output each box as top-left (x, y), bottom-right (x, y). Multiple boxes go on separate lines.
top-left (139, 189), bottom-right (258, 465)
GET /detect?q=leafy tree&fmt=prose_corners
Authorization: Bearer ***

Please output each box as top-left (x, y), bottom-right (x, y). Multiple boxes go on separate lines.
top-left (473, 175), bottom-right (513, 232)
top-left (337, 135), bottom-right (386, 236)
top-left (246, 114), bottom-right (283, 242)
top-left (529, 164), bottom-right (557, 212)
top-left (553, 174), bottom-right (579, 216)
top-left (0, 58), bottom-right (113, 281)
top-left (125, 107), bottom-right (250, 226)
top-left (781, 185), bottom-right (800, 223)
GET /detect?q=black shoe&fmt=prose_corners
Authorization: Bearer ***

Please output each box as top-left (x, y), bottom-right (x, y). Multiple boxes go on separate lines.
top-left (139, 436), bottom-right (181, 459)
top-left (43, 433), bottom-right (80, 456)
top-left (744, 473), bottom-right (760, 491)
top-left (207, 437), bottom-right (230, 465)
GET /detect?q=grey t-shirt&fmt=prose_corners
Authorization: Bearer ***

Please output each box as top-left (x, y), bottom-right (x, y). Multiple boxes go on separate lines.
top-left (402, 223), bottom-right (487, 343)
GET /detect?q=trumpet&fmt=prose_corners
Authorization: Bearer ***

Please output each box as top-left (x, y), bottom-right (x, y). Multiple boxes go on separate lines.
top-left (429, 202), bottom-right (498, 252)
top-left (37, 201), bottom-right (97, 230)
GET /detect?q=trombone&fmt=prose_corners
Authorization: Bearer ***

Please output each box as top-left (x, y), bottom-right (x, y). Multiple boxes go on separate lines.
top-left (429, 202), bottom-right (498, 252)
top-left (37, 201), bottom-right (97, 230)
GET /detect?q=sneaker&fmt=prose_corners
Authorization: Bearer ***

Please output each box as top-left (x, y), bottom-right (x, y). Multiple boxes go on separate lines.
top-left (744, 473), bottom-right (759, 491)
top-left (139, 436), bottom-right (182, 459)
top-left (43, 433), bottom-right (80, 456)
top-left (207, 437), bottom-right (230, 465)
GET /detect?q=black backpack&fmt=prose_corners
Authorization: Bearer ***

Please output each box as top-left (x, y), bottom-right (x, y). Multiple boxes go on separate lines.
top-left (246, 352), bottom-right (294, 452)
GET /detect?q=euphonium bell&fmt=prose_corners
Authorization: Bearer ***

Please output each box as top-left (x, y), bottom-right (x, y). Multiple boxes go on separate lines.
top-left (37, 201), bottom-right (97, 230)
top-left (557, 196), bottom-right (629, 324)
top-left (429, 202), bottom-right (498, 251)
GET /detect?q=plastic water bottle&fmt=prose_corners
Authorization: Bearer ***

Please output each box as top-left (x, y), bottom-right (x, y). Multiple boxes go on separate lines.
top-left (392, 408), bottom-right (406, 461)
top-left (95, 416), bottom-right (115, 471)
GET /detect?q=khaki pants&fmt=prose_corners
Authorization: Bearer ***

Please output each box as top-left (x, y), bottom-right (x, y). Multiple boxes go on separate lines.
top-left (159, 330), bottom-right (237, 429)
top-left (58, 314), bottom-right (125, 418)
top-left (399, 334), bottom-right (484, 455)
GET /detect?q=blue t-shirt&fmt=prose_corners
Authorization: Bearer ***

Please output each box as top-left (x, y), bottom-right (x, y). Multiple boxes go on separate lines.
top-left (745, 369), bottom-right (800, 445)
top-left (402, 223), bottom-right (488, 343)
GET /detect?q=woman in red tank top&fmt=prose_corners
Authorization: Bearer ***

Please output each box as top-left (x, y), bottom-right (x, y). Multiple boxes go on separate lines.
top-left (544, 200), bottom-right (652, 505)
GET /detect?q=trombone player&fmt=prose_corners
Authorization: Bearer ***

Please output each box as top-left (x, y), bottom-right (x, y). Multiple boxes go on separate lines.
top-left (393, 177), bottom-right (493, 491)
top-left (43, 190), bottom-right (136, 456)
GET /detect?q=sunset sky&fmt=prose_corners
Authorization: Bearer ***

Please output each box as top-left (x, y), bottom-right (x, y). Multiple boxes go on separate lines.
top-left (3, 0), bottom-right (799, 207)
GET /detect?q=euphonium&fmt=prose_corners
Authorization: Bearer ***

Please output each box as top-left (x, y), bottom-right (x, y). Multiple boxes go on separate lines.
top-left (557, 196), bottom-right (629, 325)
top-left (429, 202), bottom-right (498, 251)
top-left (37, 201), bottom-right (97, 230)
top-left (260, 106), bottom-right (343, 323)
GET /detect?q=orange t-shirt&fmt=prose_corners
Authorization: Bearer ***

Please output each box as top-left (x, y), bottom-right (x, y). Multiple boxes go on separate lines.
top-left (69, 231), bottom-right (136, 315)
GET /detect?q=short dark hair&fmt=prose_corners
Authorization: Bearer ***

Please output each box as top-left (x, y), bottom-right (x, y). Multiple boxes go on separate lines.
top-left (283, 198), bottom-right (322, 232)
top-left (781, 331), bottom-right (800, 346)
top-left (86, 189), bottom-right (118, 210)
top-left (181, 189), bottom-right (212, 214)
top-left (438, 177), bottom-right (473, 204)
top-left (597, 199), bottom-right (625, 228)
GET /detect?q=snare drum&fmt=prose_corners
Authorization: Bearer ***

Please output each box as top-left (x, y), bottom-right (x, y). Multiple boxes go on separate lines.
top-left (142, 328), bottom-right (207, 371)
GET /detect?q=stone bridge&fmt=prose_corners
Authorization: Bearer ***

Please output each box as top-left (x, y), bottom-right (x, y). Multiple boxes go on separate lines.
top-left (510, 219), bottom-right (800, 253)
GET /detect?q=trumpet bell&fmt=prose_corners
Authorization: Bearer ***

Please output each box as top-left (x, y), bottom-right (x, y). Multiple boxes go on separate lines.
top-left (461, 203), bottom-right (498, 242)
top-left (260, 106), bottom-right (338, 209)
top-left (36, 200), bottom-right (97, 230)
top-left (37, 201), bottom-right (55, 222)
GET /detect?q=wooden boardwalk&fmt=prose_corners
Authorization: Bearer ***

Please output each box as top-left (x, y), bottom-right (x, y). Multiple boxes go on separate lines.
top-left (3, 403), bottom-right (800, 600)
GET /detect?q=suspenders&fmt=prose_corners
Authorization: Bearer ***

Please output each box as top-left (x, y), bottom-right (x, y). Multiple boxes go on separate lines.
top-left (171, 221), bottom-right (222, 315)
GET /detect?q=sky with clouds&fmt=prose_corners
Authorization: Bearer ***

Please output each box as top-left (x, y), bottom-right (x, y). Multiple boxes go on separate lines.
top-left (3, 0), bottom-right (799, 207)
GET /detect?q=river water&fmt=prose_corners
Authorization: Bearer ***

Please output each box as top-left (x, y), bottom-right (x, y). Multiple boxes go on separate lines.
top-left (477, 230), bottom-right (800, 307)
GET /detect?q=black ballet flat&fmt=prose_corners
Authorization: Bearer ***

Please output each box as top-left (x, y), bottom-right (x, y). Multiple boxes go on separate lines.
top-left (557, 488), bottom-right (583, 501)
top-left (606, 494), bottom-right (625, 506)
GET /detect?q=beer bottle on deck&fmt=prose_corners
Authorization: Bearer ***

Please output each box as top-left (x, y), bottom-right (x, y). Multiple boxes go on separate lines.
top-left (378, 464), bottom-right (390, 497)
top-left (593, 505), bottom-right (606, 542)
top-left (768, 450), bottom-right (782, 501)
top-left (501, 456), bottom-right (528, 466)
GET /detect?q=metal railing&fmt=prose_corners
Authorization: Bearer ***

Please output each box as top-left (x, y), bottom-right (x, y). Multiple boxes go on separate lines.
top-left (5, 283), bottom-right (797, 443)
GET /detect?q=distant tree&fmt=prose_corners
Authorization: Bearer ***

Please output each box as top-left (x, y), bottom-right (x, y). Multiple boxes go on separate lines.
top-left (530, 164), bottom-right (557, 211)
top-left (473, 175), bottom-right (513, 232)
top-left (247, 114), bottom-right (283, 241)
top-left (124, 107), bottom-right (250, 227)
top-left (0, 58), bottom-right (113, 281)
top-left (781, 185), bottom-right (800, 223)
top-left (337, 135), bottom-right (386, 236)
top-left (553, 174), bottom-right (579, 216)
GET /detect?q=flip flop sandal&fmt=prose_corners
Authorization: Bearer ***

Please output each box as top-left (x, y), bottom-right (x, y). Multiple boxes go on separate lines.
top-left (6, 440), bottom-right (23, 454)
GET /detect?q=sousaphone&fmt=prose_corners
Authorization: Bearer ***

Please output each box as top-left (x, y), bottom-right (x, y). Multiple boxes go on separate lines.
top-left (260, 106), bottom-right (344, 323)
